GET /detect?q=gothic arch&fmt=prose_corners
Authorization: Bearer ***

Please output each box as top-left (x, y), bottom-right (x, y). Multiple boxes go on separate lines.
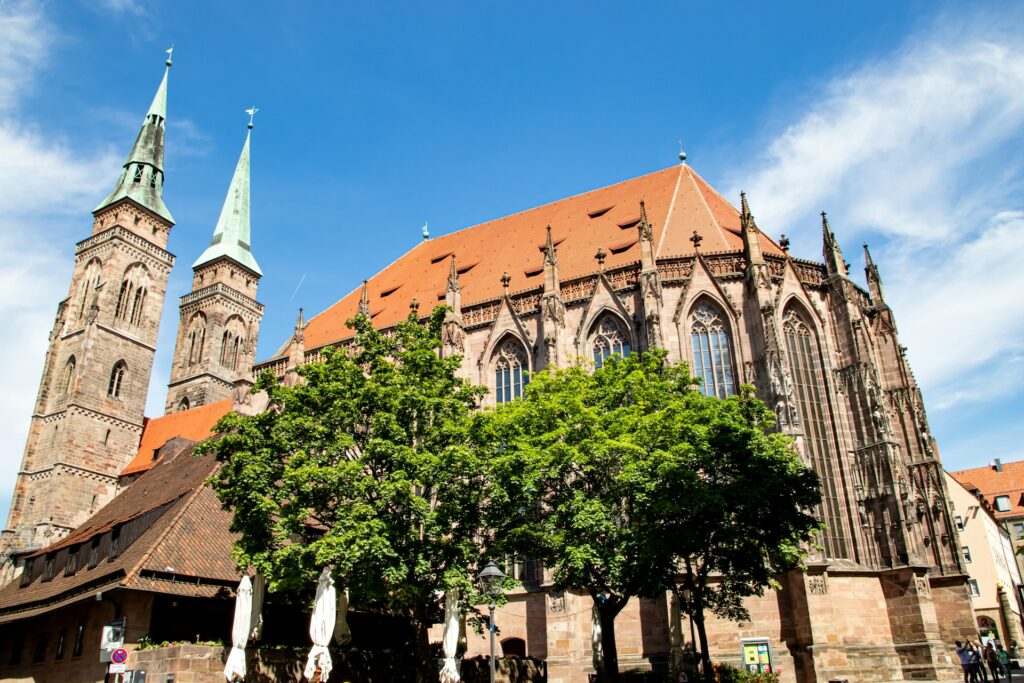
top-left (587, 311), bottom-right (633, 368)
top-left (487, 332), bottom-right (531, 405)
top-left (114, 262), bottom-right (152, 325)
top-left (77, 258), bottom-right (103, 318)
top-left (107, 360), bottom-right (128, 399)
top-left (219, 315), bottom-right (247, 371)
top-left (59, 356), bottom-right (76, 396)
top-left (478, 294), bottom-right (533, 383)
top-left (574, 273), bottom-right (635, 360)
top-left (684, 296), bottom-right (738, 398)
top-left (184, 312), bottom-right (208, 367)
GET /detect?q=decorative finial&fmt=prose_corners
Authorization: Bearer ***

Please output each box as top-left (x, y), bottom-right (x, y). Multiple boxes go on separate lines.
top-left (165, 45), bottom-right (174, 67)
top-left (637, 200), bottom-right (653, 242)
top-left (689, 230), bottom-right (703, 251)
top-left (501, 272), bottom-right (511, 294)
top-left (422, 221), bottom-right (430, 240)
top-left (410, 298), bottom-right (420, 314)
top-left (780, 234), bottom-right (790, 252)
top-left (863, 243), bottom-right (874, 266)
top-left (245, 106), bottom-right (260, 130)
top-left (358, 280), bottom-right (370, 316)
top-left (595, 248), bottom-right (607, 270)
top-left (678, 140), bottom-right (687, 164)
top-left (544, 225), bottom-right (558, 265)
top-left (447, 254), bottom-right (460, 292)
top-left (821, 211), bottom-right (832, 240)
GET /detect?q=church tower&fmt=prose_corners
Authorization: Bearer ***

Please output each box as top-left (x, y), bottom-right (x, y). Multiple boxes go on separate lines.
top-left (165, 117), bottom-right (264, 413)
top-left (3, 56), bottom-right (177, 549)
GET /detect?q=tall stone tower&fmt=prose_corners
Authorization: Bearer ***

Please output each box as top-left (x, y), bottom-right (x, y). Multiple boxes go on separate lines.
top-left (165, 120), bottom-right (263, 413)
top-left (3, 57), bottom-right (176, 550)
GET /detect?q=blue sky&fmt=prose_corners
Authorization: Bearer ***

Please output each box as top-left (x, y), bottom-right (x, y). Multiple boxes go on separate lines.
top-left (1, 0), bottom-right (1023, 521)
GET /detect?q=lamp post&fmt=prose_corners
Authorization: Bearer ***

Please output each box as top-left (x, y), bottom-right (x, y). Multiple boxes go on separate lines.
top-left (477, 561), bottom-right (506, 683)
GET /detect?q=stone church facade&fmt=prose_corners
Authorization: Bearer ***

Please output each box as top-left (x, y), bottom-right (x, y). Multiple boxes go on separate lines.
top-left (1, 57), bottom-right (977, 682)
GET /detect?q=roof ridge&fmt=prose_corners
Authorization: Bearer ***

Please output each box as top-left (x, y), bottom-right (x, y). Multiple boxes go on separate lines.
top-left (124, 458), bottom-right (222, 584)
top-left (655, 164), bottom-right (686, 259)
top-left (684, 166), bottom-right (731, 249)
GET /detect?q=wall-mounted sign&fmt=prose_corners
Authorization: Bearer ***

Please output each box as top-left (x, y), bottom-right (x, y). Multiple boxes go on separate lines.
top-left (741, 638), bottom-right (773, 674)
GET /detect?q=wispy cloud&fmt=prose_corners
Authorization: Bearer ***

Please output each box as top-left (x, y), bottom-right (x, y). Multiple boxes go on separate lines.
top-left (0, 4), bottom-right (121, 523)
top-left (729, 10), bottom-right (1024, 421)
top-left (92, 0), bottom-right (144, 16)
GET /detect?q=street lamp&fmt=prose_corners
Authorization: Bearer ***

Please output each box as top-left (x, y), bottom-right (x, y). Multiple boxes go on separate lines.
top-left (477, 561), bottom-right (506, 683)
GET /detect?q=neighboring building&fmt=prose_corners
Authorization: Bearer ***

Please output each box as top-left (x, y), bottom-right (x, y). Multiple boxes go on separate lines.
top-left (944, 471), bottom-right (1024, 646)
top-left (951, 460), bottom-right (1024, 633)
top-left (0, 54), bottom-right (979, 683)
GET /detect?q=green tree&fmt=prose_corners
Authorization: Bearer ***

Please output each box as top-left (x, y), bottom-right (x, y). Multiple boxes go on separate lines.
top-left (198, 308), bottom-right (487, 683)
top-left (478, 350), bottom-right (696, 681)
top-left (645, 387), bottom-right (821, 682)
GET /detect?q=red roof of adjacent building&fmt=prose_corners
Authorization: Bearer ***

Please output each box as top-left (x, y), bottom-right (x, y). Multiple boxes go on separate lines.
top-left (299, 163), bottom-right (783, 351)
top-left (120, 399), bottom-right (233, 476)
top-left (950, 460), bottom-right (1024, 519)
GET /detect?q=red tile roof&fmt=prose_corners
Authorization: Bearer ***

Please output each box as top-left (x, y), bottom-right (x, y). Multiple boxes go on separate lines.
top-left (121, 399), bottom-right (233, 476)
top-left (0, 444), bottom-right (239, 622)
top-left (299, 164), bottom-right (783, 351)
top-left (950, 460), bottom-right (1024, 519)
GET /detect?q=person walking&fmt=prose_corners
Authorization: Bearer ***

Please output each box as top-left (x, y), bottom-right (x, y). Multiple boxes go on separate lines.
top-left (958, 641), bottom-right (978, 683)
top-left (997, 644), bottom-right (1011, 683)
top-left (971, 642), bottom-right (989, 683)
top-left (985, 643), bottom-right (1003, 683)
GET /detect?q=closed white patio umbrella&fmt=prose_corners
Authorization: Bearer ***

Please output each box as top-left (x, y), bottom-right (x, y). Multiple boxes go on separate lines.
top-left (250, 572), bottom-right (266, 640)
top-left (304, 568), bottom-right (337, 682)
top-left (224, 575), bottom-right (253, 682)
top-left (439, 588), bottom-right (461, 682)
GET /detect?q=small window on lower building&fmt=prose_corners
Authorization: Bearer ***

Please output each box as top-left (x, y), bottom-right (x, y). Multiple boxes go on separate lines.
top-left (955, 516), bottom-right (965, 531)
top-left (54, 630), bottom-right (66, 660)
top-left (72, 625), bottom-right (84, 658)
top-left (968, 579), bottom-right (981, 597)
top-left (32, 633), bottom-right (48, 663)
top-left (995, 496), bottom-right (1012, 512)
top-left (1014, 522), bottom-right (1024, 540)
top-left (962, 546), bottom-right (972, 563)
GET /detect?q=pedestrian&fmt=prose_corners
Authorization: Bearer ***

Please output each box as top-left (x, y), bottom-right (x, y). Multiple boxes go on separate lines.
top-left (997, 644), bottom-right (1011, 683)
top-left (958, 641), bottom-right (977, 683)
top-left (985, 643), bottom-right (1002, 683)
top-left (970, 642), bottom-right (988, 683)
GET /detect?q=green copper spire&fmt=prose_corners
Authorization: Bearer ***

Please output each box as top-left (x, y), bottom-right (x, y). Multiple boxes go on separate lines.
top-left (94, 53), bottom-right (174, 223)
top-left (193, 117), bottom-right (262, 275)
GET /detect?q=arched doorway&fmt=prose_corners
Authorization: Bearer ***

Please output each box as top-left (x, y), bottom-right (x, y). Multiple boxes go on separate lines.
top-left (978, 615), bottom-right (999, 644)
top-left (501, 637), bottom-right (526, 658)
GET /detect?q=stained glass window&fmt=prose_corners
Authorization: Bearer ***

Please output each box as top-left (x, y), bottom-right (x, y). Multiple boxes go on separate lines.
top-left (495, 338), bottom-right (527, 404)
top-left (690, 302), bottom-right (735, 398)
top-left (783, 308), bottom-right (848, 559)
top-left (592, 315), bottom-right (631, 368)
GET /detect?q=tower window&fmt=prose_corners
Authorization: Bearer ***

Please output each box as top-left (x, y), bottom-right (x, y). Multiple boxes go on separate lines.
top-left (494, 338), bottom-right (528, 404)
top-left (178, 397), bottom-right (190, 412)
top-left (115, 280), bottom-right (131, 319)
top-left (60, 356), bottom-right (76, 396)
top-left (689, 302), bottom-right (736, 399)
top-left (133, 164), bottom-right (144, 183)
top-left (129, 287), bottom-right (146, 325)
top-left (72, 624), bottom-right (85, 657)
top-left (107, 361), bottom-right (127, 398)
top-left (591, 315), bottom-right (630, 368)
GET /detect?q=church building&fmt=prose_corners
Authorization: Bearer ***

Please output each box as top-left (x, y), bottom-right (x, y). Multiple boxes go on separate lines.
top-left (0, 57), bottom-right (978, 683)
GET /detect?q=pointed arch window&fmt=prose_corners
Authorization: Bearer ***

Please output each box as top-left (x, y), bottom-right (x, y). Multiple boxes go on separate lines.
top-left (115, 281), bottom-right (131, 319)
top-left (107, 361), bottom-right (127, 399)
top-left (220, 331), bottom-right (231, 366)
top-left (178, 397), bottom-right (190, 412)
top-left (60, 357), bottom-right (76, 397)
top-left (592, 315), bottom-right (631, 369)
top-left (782, 308), bottom-right (848, 559)
top-left (129, 287), bottom-right (146, 325)
top-left (78, 259), bottom-right (102, 319)
top-left (495, 338), bottom-right (528, 404)
top-left (690, 302), bottom-right (736, 399)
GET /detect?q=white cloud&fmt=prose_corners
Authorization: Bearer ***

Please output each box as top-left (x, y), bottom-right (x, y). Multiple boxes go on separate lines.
top-left (730, 12), bottom-right (1024, 414)
top-left (92, 0), bottom-right (144, 16)
top-left (0, 6), bottom-right (121, 524)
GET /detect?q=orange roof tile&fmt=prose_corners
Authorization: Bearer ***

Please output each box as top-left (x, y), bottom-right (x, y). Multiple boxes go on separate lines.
top-left (121, 399), bottom-right (233, 476)
top-left (950, 460), bottom-right (1024, 520)
top-left (299, 164), bottom-right (783, 350)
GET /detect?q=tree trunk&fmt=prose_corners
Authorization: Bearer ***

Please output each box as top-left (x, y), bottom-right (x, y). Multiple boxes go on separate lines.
top-left (692, 605), bottom-right (713, 683)
top-left (598, 596), bottom-right (628, 683)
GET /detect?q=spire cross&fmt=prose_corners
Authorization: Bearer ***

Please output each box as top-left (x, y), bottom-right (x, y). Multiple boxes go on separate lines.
top-left (245, 106), bottom-right (260, 130)
top-left (689, 230), bottom-right (703, 250)
top-left (501, 272), bottom-right (511, 294)
top-left (780, 234), bottom-right (791, 252)
top-left (165, 45), bottom-right (174, 67)
top-left (595, 248), bottom-right (607, 270)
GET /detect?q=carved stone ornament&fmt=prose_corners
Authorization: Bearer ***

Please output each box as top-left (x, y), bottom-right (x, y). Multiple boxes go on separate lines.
top-left (543, 294), bottom-right (565, 326)
top-left (549, 591), bottom-right (566, 613)
top-left (640, 270), bottom-right (662, 303)
top-left (544, 334), bottom-right (558, 367)
top-left (808, 575), bottom-right (828, 595)
top-left (441, 319), bottom-right (465, 353)
top-left (915, 576), bottom-right (931, 596)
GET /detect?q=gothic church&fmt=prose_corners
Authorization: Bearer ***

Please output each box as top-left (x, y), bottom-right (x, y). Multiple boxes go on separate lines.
top-left (0, 57), bottom-right (978, 683)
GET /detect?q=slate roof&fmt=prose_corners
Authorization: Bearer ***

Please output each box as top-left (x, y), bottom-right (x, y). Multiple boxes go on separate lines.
top-left (950, 460), bottom-right (1024, 520)
top-left (121, 399), bottom-right (233, 476)
top-left (297, 163), bottom-right (784, 351)
top-left (0, 442), bottom-right (238, 622)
